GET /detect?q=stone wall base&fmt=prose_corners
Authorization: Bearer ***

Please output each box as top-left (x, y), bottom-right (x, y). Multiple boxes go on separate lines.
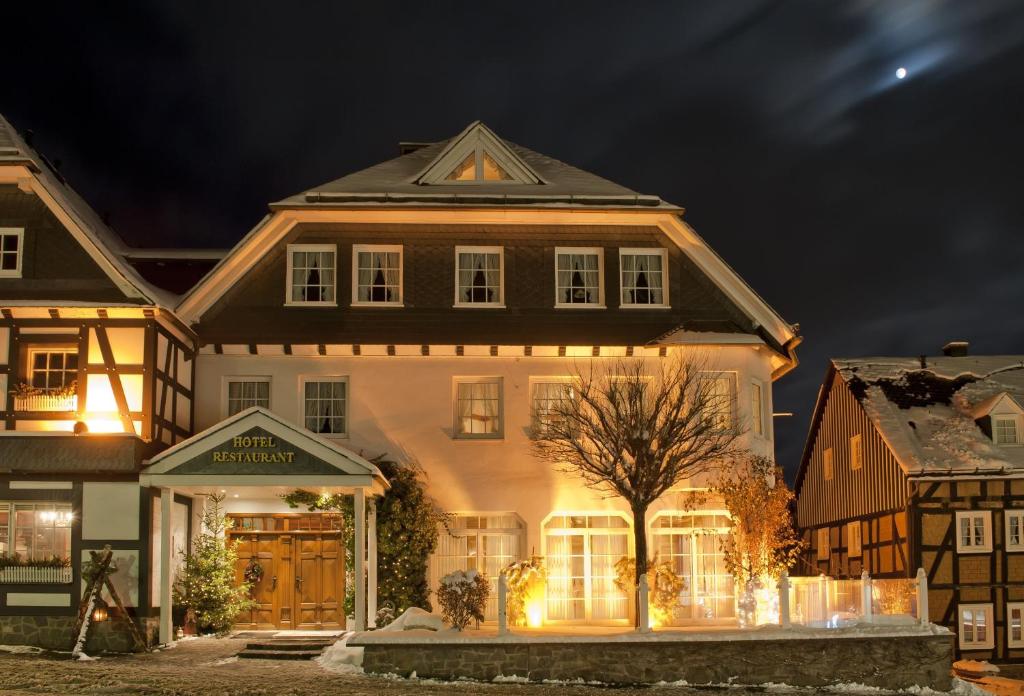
top-left (353, 634), bottom-right (953, 690)
top-left (0, 615), bottom-right (159, 653)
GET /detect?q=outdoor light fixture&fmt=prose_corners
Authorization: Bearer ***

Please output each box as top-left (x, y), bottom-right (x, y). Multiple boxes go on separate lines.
top-left (92, 600), bottom-right (109, 623)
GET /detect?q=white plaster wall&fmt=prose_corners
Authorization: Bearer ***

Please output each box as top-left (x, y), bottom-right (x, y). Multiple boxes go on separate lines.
top-left (82, 483), bottom-right (140, 540)
top-left (195, 346), bottom-right (777, 554)
top-left (7, 593), bottom-right (71, 607)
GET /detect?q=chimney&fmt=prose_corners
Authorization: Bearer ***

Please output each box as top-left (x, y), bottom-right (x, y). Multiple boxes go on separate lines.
top-left (942, 341), bottom-right (969, 357)
top-left (398, 141), bottom-right (430, 156)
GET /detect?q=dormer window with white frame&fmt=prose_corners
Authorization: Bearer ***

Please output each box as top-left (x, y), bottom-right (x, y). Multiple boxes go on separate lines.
top-left (286, 244), bottom-right (336, 306)
top-left (455, 246), bottom-right (504, 307)
top-left (414, 122), bottom-right (543, 185)
top-left (352, 244), bottom-right (403, 306)
top-left (0, 228), bottom-right (23, 278)
top-left (619, 248), bottom-right (669, 308)
top-left (994, 415), bottom-right (1021, 446)
top-left (555, 247), bottom-right (604, 308)
top-left (971, 392), bottom-right (1023, 447)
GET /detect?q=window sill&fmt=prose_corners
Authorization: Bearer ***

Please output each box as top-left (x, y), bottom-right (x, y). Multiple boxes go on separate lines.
top-left (350, 302), bottom-right (404, 308)
top-left (1007, 547), bottom-right (1024, 553)
top-left (554, 304), bottom-right (607, 310)
top-left (452, 304), bottom-right (506, 309)
top-left (619, 304), bottom-right (672, 310)
top-left (0, 272), bottom-right (22, 279)
top-left (955, 547), bottom-right (993, 554)
top-left (453, 434), bottom-right (504, 441)
top-left (284, 301), bottom-right (338, 308)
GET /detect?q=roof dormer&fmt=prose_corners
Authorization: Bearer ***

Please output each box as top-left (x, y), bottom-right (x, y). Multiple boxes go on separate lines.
top-left (412, 121), bottom-right (543, 185)
top-left (972, 392), bottom-right (1024, 446)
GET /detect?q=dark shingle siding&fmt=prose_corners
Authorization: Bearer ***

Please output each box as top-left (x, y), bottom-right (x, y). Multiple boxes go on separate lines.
top-left (0, 436), bottom-right (152, 473)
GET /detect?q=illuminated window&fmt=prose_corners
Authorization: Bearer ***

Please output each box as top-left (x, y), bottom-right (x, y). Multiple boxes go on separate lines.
top-left (619, 248), bottom-right (668, 307)
top-left (994, 416), bottom-right (1020, 445)
top-left (28, 349), bottom-right (78, 390)
top-left (1009, 603), bottom-right (1024, 648)
top-left (750, 381), bottom-right (765, 437)
top-left (823, 448), bottom-right (834, 481)
top-left (531, 380), bottom-right (573, 435)
top-left (955, 511), bottom-right (992, 553)
top-left (444, 151), bottom-right (513, 182)
top-left (850, 434), bottom-right (863, 471)
top-left (301, 377), bottom-right (347, 436)
top-left (226, 378), bottom-right (270, 416)
top-left (0, 228), bottom-right (23, 277)
top-left (353, 245), bottom-right (402, 305)
top-left (1006, 511), bottom-right (1024, 552)
top-left (652, 513), bottom-right (735, 623)
top-left (959, 603), bottom-right (994, 649)
top-left (454, 378), bottom-right (503, 438)
top-left (555, 248), bottom-right (603, 307)
top-left (455, 247), bottom-right (503, 307)
top-left (817, 527), bottom-right (830, 561)
top-left (287, 244), bottom-right (336, 305)
top-left (545, 514), bottom-right (631, 623)
top-left (847, 521), bottom-right (862, 558)
top-left (0, 502), bottom-right (73, 561)
top-left (701, 374), bottom-right (736, 430)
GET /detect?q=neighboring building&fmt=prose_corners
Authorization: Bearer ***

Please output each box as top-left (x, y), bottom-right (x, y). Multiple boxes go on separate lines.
top-left (1, 115), bottom-right (801, 646)
top-left (794, 345), bottom-right (1024, 662)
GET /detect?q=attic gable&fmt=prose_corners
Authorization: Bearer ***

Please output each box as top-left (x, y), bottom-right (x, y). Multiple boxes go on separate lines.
top-left (412, 121), bottom-right (542, 185)
top-left (970, 391), bottom-right (1024, 419)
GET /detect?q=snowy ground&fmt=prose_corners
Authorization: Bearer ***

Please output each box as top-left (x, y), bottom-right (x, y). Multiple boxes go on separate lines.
top-left (0, 636), bottom-right (981, 696)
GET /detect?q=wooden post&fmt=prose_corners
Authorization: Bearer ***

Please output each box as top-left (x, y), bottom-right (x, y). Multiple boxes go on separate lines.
top-left (159, 487), bottom-right (174, 645)
top-left (819, 573), bottom-right (828, 626)
top-left (861, 569), bottom-right (873, 624)
top-left (354, 488), bottom-right (366, 631)
top-left (637, 574), bottom-right (651, 633)
top-left (367, 499), bottom-right (378, 628)
top-left (778, 571), bottom-right (791, 628)
top-left (497, 572), bottom-right (508, 636)
top-left (917, 567), bottom-right (929, 625)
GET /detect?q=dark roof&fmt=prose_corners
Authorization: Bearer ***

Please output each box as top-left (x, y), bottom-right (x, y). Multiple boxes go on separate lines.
top-left (274, 121), bottom-right (679, 211)
top-left (0, 435), bottom-right (155, 474)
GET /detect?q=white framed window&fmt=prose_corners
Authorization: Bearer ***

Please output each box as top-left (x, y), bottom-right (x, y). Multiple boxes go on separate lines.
top-left (619, 248), bottom-right (668, 308)
top-left (301, 377), bottom-right (348, 437)
top-left (850, 433), bottom-right (864, 471)
top-left (454, 377), bottom-right (503, 438)
top-left (531, 379), bottom-right (574, 435)
top-left (847, 521), bottom-right (862, 558)
top-left (444, 150), bottom-right (514, 182)
top-left (0, 228), bottom-right (24, 277)
top-left (817, 527), bottom-right (830, 561)
top-left (994, 415), bottom-right (1021, 446)
top-left (701, 373), bottom-right (736, 430)
top-left (554, 247), bottom-right (604, 308)
top-left (352, 244), bottom-right (403, 306)
top-left (651, 512), bottom-right (736, 623)
top-left (959, 603), bottom-right (994, 649)
top-left (28, 349), bottom-right (78, 390)
top-left (956, 511), bottom-right (993, 553)
top-left (0, 502), bottom-right (73, 560)
top-left (823, 447), bottom-right (834, 481)
top-left (224, 377), bottom-right (270, 417)
top-left (454, 246), bottom-right (504, 307)
top-left (286, 244), bottom-right (336, 305)
top-left (1009, 602), bottom-right (1024, 648)
top-left (1006, 511), bottom-right (1024, 552)
top-left (750, 380), bottom-right (765, 437)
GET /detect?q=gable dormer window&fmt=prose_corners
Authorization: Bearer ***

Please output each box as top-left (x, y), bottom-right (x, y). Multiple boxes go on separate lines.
top-left (995, 416), bottom-right (1021, 445)
top-left (286, 244), bottom-right (336, 306)
top-left (415, 122), bottom-right (542, 185)
top-left (0, 228), bottom-right (23, 278)
top-left (444, 151), bottom-right (513, 182)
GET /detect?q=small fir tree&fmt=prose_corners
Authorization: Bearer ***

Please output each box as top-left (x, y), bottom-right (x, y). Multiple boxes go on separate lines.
top-left (173, 494), bottom-right (255, 634)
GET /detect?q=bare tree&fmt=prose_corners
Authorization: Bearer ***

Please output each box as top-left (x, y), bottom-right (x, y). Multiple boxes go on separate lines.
top-left (531, 352), bottom-right (742, 598)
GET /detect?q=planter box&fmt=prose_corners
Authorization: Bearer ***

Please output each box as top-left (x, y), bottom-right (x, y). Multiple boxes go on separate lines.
top-left (13, 393), bottom-right (77, 412)
top-left (0, 566), bottom-right (73, 584)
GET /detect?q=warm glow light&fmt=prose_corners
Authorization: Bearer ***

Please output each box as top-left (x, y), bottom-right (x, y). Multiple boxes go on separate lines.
top-left (84, 418), bottom-right (126, 434)
top-left (525, 598), bottom-right (544, 628)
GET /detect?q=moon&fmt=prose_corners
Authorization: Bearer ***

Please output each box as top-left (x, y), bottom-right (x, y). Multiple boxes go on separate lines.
top-left (896, 67), bottom-right (908, 79)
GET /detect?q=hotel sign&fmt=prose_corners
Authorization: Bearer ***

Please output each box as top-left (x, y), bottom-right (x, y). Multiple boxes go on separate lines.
top-left (166, 427), bottom-right (342, 476)
top-left (212, 436), bottom-right (296, 464)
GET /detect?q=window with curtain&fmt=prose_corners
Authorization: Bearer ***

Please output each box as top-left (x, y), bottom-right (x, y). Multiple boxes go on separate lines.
top-left (555, 248), bottom-right (603, 306)
top-left (455, 248), bottom-right (503, 306)
top-left (652, 513), bottom-right (735, 623)
top-left (302, 378), bottom-right (347, 436)
top-left (288, 244), bottom-right (336, 304)
top-left (353, 245), bottom-right (402, 304)
top-left (531, 381), bottom-right (573, 435)
top-left (454, 379), bottom-right (502, 438)
top-left (544, 514), bottom-right (630, 624)
top-left (959, 604), bottom-right (993, 648)
top-left (619, 249), bottom-right (667, 306)
top-left (1, 502), bottom-right (73, 560)
top-left (226, 379), bottom-right (270, 416)
top-left (700, 375), bottom-right (735, 430)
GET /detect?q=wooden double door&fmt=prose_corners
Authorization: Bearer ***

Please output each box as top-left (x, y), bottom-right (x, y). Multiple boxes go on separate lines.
top-left (230, 530), bottom-right (344, 630)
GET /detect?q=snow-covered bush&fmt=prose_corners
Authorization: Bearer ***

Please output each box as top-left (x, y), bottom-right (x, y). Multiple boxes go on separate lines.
top-left (503, 556), bottom-right (547, 627)
top-left (436, 569), bottom-right (490, 630)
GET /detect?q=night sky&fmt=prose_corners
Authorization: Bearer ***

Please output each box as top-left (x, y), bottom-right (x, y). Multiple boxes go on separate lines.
top-left (5, 2), bottom-right (1024, 481)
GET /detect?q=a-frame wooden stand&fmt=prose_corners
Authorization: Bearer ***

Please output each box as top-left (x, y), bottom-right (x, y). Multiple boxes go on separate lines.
top-left (71, 546), bottom-right (151, 658)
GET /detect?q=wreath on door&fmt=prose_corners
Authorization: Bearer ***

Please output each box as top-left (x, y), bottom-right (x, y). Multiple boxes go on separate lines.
top-left (244, 557), bottom-right (264, 585)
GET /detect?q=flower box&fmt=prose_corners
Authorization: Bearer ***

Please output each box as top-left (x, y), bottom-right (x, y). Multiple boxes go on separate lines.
top-left (12, 393), bottom-right (78, 413)
top-left (0, 565), bottom-right (73, 584)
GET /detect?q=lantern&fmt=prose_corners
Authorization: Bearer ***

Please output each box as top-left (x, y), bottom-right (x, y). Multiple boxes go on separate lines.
top-left (92, 599), bottom-right (109, 623)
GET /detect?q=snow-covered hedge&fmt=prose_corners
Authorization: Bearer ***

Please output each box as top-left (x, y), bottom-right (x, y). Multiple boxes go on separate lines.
top-left (436, 570), bottom-right (490, 631)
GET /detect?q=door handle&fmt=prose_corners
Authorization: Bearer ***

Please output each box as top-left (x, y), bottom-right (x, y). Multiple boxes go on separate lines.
top-left (270, 576), bottom-right (277, 591)
top-left (295, 576), bottom-right (303, 591)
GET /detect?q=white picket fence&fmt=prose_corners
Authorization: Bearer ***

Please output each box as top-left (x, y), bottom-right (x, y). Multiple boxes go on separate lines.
top-left (0, 566), bottom-right (73, 584)
top-left (779, 568), bottom-right (928, 628)
top-left (12, 393), bottom-right (77, 412)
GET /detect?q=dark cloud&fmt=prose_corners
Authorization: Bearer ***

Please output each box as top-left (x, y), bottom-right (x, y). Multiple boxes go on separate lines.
top-left (4, 1), bottom-right (1023, 480)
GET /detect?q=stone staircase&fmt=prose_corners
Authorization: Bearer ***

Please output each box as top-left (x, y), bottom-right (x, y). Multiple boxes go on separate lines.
top-left (237, 636), bottom-right (336, 661)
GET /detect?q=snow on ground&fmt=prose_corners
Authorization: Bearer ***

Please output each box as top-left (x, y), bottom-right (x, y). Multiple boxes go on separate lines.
top-left (316, 633), bottom-right (364, 674)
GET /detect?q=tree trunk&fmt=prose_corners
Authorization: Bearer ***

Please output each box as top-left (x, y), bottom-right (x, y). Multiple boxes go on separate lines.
top-left (632, 502), bottom-right (649, 628)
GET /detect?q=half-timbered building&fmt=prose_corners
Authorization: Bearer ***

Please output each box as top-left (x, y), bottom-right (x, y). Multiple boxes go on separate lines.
top-left (794, 346), bottom-right (1024, 662)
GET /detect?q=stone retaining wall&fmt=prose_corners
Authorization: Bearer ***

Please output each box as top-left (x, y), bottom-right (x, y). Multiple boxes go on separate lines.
top-left (352, 633), bottom-right (953, 689)
top-left (0, 615), bottom-right (159, 653)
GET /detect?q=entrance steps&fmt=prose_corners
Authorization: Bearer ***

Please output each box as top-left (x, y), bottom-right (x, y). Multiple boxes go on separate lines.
top-left (237, 637), bottom-right (336, 661)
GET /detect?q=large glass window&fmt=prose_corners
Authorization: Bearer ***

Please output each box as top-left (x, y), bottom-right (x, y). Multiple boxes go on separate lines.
top-left (454, 378), bottom-right (502, 438)
top-left (29, 349), bottom-right (78, 390)
top-left (353, 245), bottom-right (402, 305)
top-left (287, 244), bottom-right (336, 305)
top-left (1, 502), bottom-right (73, 560)
top-left (555, 248), bottom-right (603, 307)
top-left (531, 381), bottom-right (573, 435)
top-left (544, 514), bottom-right (630, 624)
top-left (432, 514), bottom-right (525, 621)
top-left (226, 378), bottom-right (270, 416)
top-left (619, 248), bottom-right (667, 307)
top-left (0, 228), bottom-right (23, 277)
top-left (455, 247), bottom-right (503, 306)
top-left (652, 513), bottom-right (735, 623)
top-left (302, 378), bottom-right (347, 436)
top-left (701, 374), bottom-right (735, 430)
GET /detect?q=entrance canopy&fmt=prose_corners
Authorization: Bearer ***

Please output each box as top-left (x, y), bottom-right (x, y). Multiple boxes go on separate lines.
top-left (139, 406), bottom-right (388, 496)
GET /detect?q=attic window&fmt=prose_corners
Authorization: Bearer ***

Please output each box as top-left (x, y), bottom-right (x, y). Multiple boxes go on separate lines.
top-left (444, 151), bottom-right (513, 182)
top-left (0, 228), bottom-right (23, 278)
top-left (994, 416), bottom-right (1020, 446)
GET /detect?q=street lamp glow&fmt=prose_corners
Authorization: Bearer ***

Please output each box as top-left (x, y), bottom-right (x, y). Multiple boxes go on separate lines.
top-left (896, 67), bottom-right (907, 80)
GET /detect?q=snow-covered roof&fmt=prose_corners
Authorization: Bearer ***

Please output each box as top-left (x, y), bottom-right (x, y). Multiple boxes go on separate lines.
top-left (831, 355), bottom-right (1024, 477)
